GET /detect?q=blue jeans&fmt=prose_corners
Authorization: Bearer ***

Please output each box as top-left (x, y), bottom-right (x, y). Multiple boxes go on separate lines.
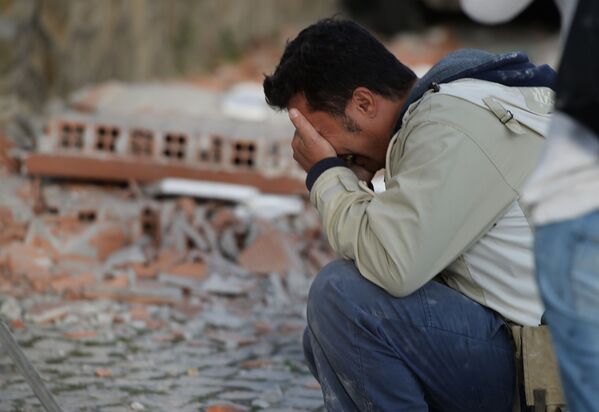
top-left (303, 260), bottom-right (515, 412)
top-left (534, 210), bottom-right (599, 412)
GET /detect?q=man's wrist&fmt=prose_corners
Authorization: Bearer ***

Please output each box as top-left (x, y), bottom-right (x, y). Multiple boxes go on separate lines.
top-left (306, 157), bottom-right (347, 191)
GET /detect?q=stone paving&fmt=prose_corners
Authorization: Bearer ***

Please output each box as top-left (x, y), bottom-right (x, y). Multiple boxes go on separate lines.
top-left (0, 285), bottom-right (324, 411)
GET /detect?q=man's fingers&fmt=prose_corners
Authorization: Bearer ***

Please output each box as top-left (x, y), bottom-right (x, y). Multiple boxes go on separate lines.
top-left (289, 108), bottom-right (320, 144)
top-left (291, 133), bottom-right (303, 151)
top-left (288, 107), bottom-right (337, 172)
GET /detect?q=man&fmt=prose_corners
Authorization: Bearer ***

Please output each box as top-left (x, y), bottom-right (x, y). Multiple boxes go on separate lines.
top-left (264, 19), bottom-right (555, 411)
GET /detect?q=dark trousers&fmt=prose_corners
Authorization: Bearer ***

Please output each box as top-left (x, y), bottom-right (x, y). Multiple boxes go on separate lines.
top-left (303, 259), bottom-right (515, 411)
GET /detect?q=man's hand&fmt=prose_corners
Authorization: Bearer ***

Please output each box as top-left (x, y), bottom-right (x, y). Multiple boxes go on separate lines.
top-left (289, 108), bottom-right (337, 172)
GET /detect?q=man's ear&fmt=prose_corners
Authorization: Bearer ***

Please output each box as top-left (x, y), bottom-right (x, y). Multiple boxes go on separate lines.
top-left (350, 87), bottom-right (377, 118)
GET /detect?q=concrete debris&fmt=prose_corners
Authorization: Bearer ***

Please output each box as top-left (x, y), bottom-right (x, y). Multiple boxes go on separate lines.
top-left (0, 172), bottom-right (335, 410)
top-left (202, 273), bottom-right (253, 296)
top-left (148, 178), bottom-right (259, 202)
top-left (267, 272), bottom-right (291, 309)
top-left (103, 242), bottom-right (147, 272)
top-left (22, 82), bottom-right (307, 194)
top-left (130, 401), bottom-right (145, 411)
top-left (204, 308), bottom-right (246, 329)
top-left (241, 194), bottom-right (304, 220)
top-left (0, 295), bottom-right (22, 320)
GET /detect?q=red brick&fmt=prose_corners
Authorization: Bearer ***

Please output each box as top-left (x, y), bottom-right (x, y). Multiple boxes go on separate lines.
top-left (90, 225), bottom-right (128, 261)
top-left (50, 272), bottom-right (96, 294)
top-left (95, 368), bottom-right (112, 378)
top-left (130, 249), bottom-right (183, 279)
top-left (27, 302), bottom-right (71, 324)
top-left (27, 235), bottom-right (60, 260)
top-left (3, 243), bottom-right (53, 277)
top-left (210, 208), bottom-right (238, 232)
top-left (0, 208), bottom-right (26, 245)
top-left (205, 405), bottom-right (245, 412)
top-left (64, 330), bottom-right (98, 340)
top-left (10, 319), bottom-right (25, 329)
top-left (167, 261), bottom-right (207, 279)
top-left (238, 230), bottom-right (291, 275)
top-left (104, 274), bottom-right (130, 288)
top-left (241, 358), bottom-right (273, 369)
top-left (129, 305), bottom-right (151, 321)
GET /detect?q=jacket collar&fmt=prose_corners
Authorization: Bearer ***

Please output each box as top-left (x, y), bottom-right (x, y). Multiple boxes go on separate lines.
top-left (395, 49), bottom-right (557, 133)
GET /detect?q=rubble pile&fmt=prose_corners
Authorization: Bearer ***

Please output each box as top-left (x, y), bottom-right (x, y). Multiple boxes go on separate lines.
top-left (0, 174), bottom-right (334, 309)
top-left (0, 172), bottom-right (334, 411)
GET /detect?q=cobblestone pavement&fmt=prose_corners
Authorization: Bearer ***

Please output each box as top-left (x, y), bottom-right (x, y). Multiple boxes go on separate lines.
top-left (0, 291), bottom-right (324, 412)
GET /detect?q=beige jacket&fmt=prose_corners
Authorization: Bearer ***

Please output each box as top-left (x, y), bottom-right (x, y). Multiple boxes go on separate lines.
top-left (310, 79), bottom-right (554, 324)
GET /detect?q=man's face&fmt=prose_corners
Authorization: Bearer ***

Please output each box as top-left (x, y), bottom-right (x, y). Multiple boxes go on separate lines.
top-left (288, 94), bottom-right (389, 173)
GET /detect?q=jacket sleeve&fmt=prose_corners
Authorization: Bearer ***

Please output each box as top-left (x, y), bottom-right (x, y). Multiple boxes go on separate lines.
top-left (309, 120), bottom-right (515, 297)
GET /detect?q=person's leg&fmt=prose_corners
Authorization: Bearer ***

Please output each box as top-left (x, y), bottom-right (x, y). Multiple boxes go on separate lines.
top-left (303, 259), bottom-right (515, 412)
top-left (535, 209), bottom-right (599, 412)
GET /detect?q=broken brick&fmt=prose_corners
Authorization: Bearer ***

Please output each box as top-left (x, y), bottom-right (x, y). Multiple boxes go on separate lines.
top-left (205, 404), bottom-right (246, 412)
top-left (50, 272), bottom-right (96, 295)
top-left (2, 244), bottom-right (54, 290)
top-left (24, 153), bottom-right (306, 195)
top-left (130, 248), bottom-right (183, 279)
top-left (240, 358), bottom-right (273, 369)
top-left (171, 302), bottom-right (203, 318)
top-left (129, 305), bottom-right (151, 321)
top-left (27, 235), bottom-right (60, 260)
top-left (90, 225), bottom-right (128, 261)
top-left (26, 302), bottom-right (71, 324)
top-left (209, 208), bottom-right (239, 232)
top-left (47, 214), bottom-right (87, 237)
top-left (254, 320), bottom-right (273, 335)
top-left (103, 273), bottom-right (130, 289)
top-left (166, 260), bottom-right (207, 279)
top-left (238, 229), bottom-right (291, 275)
top-left (0, 207), bottom-right (27, 245)
top-left (0, 131), bottom-right (18, 172)
top-left (10, 319), bottom-right (25, 330)
top-left (64, 330), bottom-right (98, 340)
top-left (95, 368), bottom-right (112, 378)
top-left (145, 319), bottom-right (165, 330)
top-left (55, 254), bottom-right (99, 275)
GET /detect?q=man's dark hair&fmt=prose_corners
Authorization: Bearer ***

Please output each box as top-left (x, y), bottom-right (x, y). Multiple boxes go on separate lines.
top-left (263, 18), bottom-right (416, 117)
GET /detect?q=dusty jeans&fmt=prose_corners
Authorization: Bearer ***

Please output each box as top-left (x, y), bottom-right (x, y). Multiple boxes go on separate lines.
top-left (535, 209), bottom-right (599, 412)
top-left (303, 259), bottom-right (515, 412)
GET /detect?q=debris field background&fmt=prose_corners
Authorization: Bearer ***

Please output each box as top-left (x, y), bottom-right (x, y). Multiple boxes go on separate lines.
top-left (0, 3), bottom-right (559, 411)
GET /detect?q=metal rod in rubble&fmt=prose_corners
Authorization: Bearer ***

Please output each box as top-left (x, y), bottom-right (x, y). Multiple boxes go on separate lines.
top-left (0, 318), bottom-right (64, 412)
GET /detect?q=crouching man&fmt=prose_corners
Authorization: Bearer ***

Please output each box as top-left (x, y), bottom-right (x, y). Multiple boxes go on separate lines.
top-left (264, 19), bottom-right (556, 412)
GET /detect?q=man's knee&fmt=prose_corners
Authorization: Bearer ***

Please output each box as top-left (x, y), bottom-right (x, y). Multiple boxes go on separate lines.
top-left (307, 259), bottom-right (362, 318)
